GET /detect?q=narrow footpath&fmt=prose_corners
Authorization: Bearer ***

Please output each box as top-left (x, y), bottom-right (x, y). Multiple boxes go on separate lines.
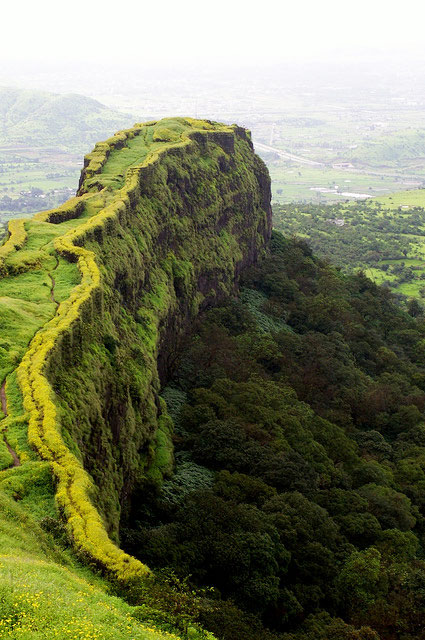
top-left (1, 380), bottom-right (21, 467)
top-left (49, 255), bottom-right (60, 309)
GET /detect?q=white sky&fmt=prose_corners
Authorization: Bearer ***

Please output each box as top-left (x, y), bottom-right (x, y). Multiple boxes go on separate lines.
top-left (3, 0), bottom-right (425, 66)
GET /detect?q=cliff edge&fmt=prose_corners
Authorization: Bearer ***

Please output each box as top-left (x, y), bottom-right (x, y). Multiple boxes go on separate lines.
top-left (0, 117), bottom-right (271, 584)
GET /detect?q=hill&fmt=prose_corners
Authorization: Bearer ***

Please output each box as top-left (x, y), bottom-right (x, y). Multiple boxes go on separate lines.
top-left (3, 117), bottom-right (425, 640)
top-left (0, 86), bottom-right (135, 149)
top-left (0, 117), bottom-right (270, 639)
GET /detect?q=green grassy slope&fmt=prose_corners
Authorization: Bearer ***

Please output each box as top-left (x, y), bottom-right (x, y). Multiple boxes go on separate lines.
top-left (0, 87), bottom-right (135, 149)
top-left (349, 129), bottom-right (425, 167)
top-left (372, 188), bottom-right (425, 208)
top-left (0, 492), bottom-right (182, 640)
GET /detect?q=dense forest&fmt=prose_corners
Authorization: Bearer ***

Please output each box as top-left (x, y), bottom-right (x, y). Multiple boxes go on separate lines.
top-left (122, 231), bottom-right (425, 640)
top-left (272, 199), bottom-right (425, 304)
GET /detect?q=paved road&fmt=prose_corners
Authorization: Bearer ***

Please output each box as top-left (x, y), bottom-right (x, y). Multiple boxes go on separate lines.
top-left (254, 141), bottom-right (325, 167)
top-left (254, 141), bottom-right (423, 185)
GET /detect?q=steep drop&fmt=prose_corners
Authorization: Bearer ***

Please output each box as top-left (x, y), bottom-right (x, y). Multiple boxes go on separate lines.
top-left (0, 117), bottom-right (271, 581)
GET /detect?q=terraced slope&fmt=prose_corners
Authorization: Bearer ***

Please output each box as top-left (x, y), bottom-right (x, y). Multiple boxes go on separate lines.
top-left (0, 116), bottom-right (271, 609)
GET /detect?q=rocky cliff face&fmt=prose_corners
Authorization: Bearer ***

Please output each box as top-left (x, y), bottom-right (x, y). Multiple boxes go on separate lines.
top-left (0, 117), bottom-right (271, 577)
top-left (72, 120), bottom-right (271, 534)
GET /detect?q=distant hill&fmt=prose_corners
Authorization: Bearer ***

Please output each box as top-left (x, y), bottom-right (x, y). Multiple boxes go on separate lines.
top-left (348, 128), bottom-right (425, 167)
top-left (0, 86), bottom-right (136, 150)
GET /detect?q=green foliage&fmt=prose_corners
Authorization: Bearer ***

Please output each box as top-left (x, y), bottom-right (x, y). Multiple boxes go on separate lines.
top-left (0, 218), bottom-right (26, 274)
top-left (161, 387), bottom-right (188, 430)
top-left (281, 612), bottom-right (380, 640)
top-left (161, 457), bottom-right (214, 506)
top-left (273, 198), bottom-right (425, 305)
top-left (124, 231), bottom-right (425, 640)
top-left (0, 491), bottom-right (186, 640)
top-left (337, 548), bottom-right (384, 611)
top-left (153, 127), bottom-right (182, 143)
top-left (146, 400), bottom-right (175, 483)
top-left (124, 569), bottom-right (216, 639)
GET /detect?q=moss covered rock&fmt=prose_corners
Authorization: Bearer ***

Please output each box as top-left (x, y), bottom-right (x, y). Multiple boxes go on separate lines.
top-left (0, 117), bottom-right (271, 581)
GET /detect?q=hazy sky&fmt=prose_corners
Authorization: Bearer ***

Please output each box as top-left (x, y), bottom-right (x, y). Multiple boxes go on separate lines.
top-left (3, 0), bottom-right (425, 67)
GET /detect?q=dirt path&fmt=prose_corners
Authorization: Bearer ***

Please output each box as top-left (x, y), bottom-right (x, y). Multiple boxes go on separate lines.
top-left (1, 380), bottom-right (21, 467)
top-left (49, 256), bottom-right (60, 309)
top-left (49, 274), bottom-right (59, 308)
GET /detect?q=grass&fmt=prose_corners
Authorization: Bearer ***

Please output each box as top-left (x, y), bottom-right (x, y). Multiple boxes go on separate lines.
top-left (0, 492), bottom-right (183, 640)
top-left (373, 189), bottom-right (425, 208)
top-left (99, 130), bottom-right (152, 190)
top-left (96, 118), bottom-right (213, 192)
top-left (0, 195), bottom-right (107, 381)
top-left (0, 287), bottom-right (54, 382)
top-left (364, 267), bottom-right (396, 284)
top-left (53, 257), bottom-right (81, 302)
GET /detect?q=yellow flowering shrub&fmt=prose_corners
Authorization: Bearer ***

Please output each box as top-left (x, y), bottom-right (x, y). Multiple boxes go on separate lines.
top-left (35, 194), bottom-right (92, 224)
top-left (0, 219), bottom-right (27, 274)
